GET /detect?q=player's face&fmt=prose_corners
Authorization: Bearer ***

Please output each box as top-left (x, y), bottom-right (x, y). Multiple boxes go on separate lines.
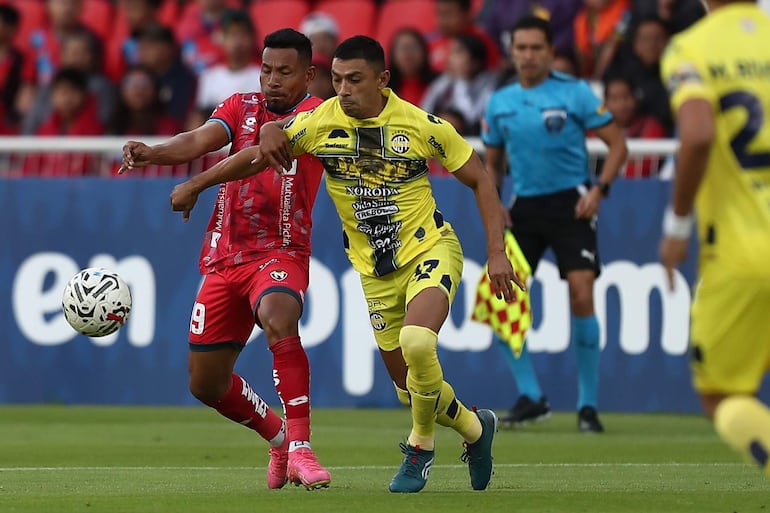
top-left (331, 58), bottom-right (390, 119)
top-left (511, 28), bottom-right (553, 86)
top-left (260, 47), bottom-right (313, 113)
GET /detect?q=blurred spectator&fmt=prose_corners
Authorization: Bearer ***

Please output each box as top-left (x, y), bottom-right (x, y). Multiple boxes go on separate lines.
top-left (105, 0), bottom-right (166, 82)
top-left (573, 0), bottom-right (631, 79)
top-left (24, 67), bottom-right (103, 176)
top-left (22, 28), bottom-right (114, 135)
top-left (387, 28), bottom-right (436, 106)
top-left (428, 106), bottom-right (466, 176)
top-left (479, 0), bottom-right (582, 59)
top-left (16, 0), bottom-right (101, 116)
top-left (190, 9), bottom-right (260, 127)
top-left (427, 0), bottom-right (500, 72)
top-left (0, 4), bottom-right (23, 135)
top-left (108, 65), bottom-right (180, 136)
top-left (602, 75), bottom-right (666, 178)
top-left (631, 0), bottom-right (704, 35)
top-left (300, 11), bottom-right (339, 60)
top-left (177, 0), bottom-right (229, 42)
top-left (308, 55), bottom-right (334, 100)
top-left (604, 15), bottom-right (672, 132)
top-left (136, 22), bottom-right (197, 126)
top-left (421, 33), bottom-right (497, 135)
top-left (552, 52), bottom-right (578, 75)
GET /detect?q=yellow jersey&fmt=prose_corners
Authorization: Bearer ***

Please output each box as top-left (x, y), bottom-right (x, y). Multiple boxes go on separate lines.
top-left (283, 88), bottom-right (474, 277)
top-left (661, 3), bottom-right (770, 276)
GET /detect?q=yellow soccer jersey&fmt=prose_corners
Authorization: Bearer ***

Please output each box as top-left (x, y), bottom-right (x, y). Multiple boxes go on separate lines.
top-left (661, 3), bottom-right (770, 276)
top-left (283, 88), bottom-right (473, 277)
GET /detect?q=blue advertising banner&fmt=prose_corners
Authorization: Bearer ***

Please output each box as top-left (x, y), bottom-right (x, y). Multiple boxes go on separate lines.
top-left (1, 178), bottom-right (759, 412)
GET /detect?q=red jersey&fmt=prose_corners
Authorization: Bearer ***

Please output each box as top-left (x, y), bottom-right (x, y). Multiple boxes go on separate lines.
top-left (199, 92), bottom-right (324, 273)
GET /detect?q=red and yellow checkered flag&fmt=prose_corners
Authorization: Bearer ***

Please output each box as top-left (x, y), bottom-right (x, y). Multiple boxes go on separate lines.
top-left (471, 230), bottom-right (532, 357)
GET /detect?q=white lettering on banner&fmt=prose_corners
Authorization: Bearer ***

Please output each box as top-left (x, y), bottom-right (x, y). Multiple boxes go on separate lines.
top-left (341, 268), bottom-right (379, 396)
top-left (527, 261), bottom-right (571, 353)
top-left (594, 261), bottom-right (691, 355)
top-left (14, 253), bottom-right (155, 347)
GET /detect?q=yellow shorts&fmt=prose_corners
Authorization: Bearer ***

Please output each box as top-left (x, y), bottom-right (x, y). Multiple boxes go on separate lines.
top-left (690, 267), bottom-right (770, 394)
top-left (360, 230), bottom-right (464, 351)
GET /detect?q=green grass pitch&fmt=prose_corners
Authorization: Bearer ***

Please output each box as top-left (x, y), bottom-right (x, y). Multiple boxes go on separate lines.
top-left (0, 406), bottom-right (767, 513)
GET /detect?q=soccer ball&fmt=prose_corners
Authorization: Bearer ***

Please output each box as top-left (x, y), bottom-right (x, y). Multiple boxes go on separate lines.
top-left (62, 267), bottom-right (132, 337)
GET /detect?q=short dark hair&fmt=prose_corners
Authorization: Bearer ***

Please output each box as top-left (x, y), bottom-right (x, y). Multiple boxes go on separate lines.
top-left (334, 35), bottom-right (385, 72)
top-left (136, 22), bottom-right (176, 46)
top-left (51, 67), bottom-right (89, 92)
top-left (264, 28), bottom-right (312, 66)
top-left (511, 15), bottom-right (554, 45)
top-left (437, 0), bottom-right (472, 12)
top-left (221, 9), bottom-right (255, 34)
top-left (0, 4), bottom-right (20, 27)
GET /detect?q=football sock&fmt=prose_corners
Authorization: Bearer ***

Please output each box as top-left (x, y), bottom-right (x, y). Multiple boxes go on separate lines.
top-left (401, 325), bottom-right (442, 450)
top-left (435, 380), bottom-right (482, 443)
top-left (206, 374), bottom-right (284, 442)
top-left (714, 396), bottom-right (770, 477)
top-left (498, 336), bottom-right (543, 401)
top-left (394, 381), bottom-right (481, 443)
top-left (270, 336), bottom-right (311, 446)
top-left (573, 314), bottom-right (600, 409)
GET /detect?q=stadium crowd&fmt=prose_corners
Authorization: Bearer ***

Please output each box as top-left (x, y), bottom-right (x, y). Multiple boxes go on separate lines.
top-left (0, 0), bottom-right (718, 176)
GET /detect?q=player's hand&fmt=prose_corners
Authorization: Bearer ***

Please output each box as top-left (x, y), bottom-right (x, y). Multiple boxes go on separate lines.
top-left (659, 236), bottom-right (688, 292)
top-left (488, 250), bottom-right (526, 302)
top-left (259, 122), bottom-right (293, 172)
top-left (575, 187), bottom-right (601, 219)
top-left (119, 141), bottom-right (152, 174)
top-left (170, 181), bottom-right (200, 222)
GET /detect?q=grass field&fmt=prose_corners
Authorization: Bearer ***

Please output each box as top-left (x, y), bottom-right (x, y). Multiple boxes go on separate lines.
top-left (0, 406), bottom-right (767, 513)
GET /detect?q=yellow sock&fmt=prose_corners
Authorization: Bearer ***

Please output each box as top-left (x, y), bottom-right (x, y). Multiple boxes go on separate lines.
top-left (436, 381), bottom-right (482, 443)
top-left (714, 395), bottom-right (770, 476)
top-left (395, 381), bottom-right (482, 443)
top-left (401, 325), bottom-right (442, 450)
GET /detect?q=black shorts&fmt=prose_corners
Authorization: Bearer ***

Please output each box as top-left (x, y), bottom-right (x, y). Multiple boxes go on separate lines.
top-left (509, 186), bottom-right (600, 279)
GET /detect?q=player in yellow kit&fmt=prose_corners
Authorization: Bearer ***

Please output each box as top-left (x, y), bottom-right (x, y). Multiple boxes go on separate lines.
top-left (660, 0), bottom-right (770, 477)
top-left (169, 35), bottom-right (525, 493)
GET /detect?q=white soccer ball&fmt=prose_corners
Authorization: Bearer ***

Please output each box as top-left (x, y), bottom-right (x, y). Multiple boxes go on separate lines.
top-left (61, 267), bottom-right (132, 337)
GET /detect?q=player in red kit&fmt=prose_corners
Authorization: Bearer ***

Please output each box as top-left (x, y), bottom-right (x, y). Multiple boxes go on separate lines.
top-left (119, 29), bottom-right (330, 490)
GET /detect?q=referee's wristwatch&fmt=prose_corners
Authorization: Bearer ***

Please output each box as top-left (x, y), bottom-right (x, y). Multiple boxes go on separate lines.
top-left (595, 181), bottom-right (611, 198)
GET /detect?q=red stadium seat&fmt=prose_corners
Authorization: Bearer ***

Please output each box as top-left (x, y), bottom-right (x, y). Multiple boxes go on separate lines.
top-left (250, 0), bottom-right (311, 38)
top-left (8, 0), bottom-right (46, 47)
top-left (375, 0), bottom-right (436, 54)
top-left (157, 0), bottom-right (180, 27)
top-left (315, 0), bottom-right (376, 40)
top-left (80, 0), bottom-right (114, 41)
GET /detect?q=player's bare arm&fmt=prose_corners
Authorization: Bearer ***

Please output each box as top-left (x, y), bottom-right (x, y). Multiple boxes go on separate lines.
top-left (483, 145), bottom-right (512, 227)
top-left (660, 98), bottom-right (714, 290)
top-left (454, 151), bottom-right (526, 299)
top-left (258, 120), bottom-right (294, 171)
top-left (119, 122), bottom-right (229, 174)
top-left (170, 147), bottom-right (269, 221)
top-left (575, 121), bottom-right (628, 219)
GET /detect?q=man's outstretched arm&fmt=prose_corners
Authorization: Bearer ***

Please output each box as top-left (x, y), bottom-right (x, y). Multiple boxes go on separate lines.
top-left (170, 146), bottom-right (270, 221)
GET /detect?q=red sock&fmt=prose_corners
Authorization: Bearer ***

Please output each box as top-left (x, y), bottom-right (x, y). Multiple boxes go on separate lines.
top-left (206, 374), bottom-right (284, 443)
top-left (270, 336), bottom-right (311, 444)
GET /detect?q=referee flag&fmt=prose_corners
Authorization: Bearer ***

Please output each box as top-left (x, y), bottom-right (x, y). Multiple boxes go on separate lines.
top-left (471, 230), bottom-right (532, 357)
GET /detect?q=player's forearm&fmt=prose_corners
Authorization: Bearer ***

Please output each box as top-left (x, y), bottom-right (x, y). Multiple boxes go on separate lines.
top-left (188, 148), bottom-right (267, 193)
top-left (149, 131), bottom-right (219, 165)
top-left (475, 176), bottom-right (507, 254)
top-left (483, 147), bottom-right (506, 195)
top-left (671, 142), bottom-right (709, 216)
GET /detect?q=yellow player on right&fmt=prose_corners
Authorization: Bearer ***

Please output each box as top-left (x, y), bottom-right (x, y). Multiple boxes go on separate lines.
top-left (660, 0), bottom-right (770, 476)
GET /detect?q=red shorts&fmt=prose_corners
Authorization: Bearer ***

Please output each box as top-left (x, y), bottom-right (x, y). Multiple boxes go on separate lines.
top-left (189, 255), bottom-right (309, 350)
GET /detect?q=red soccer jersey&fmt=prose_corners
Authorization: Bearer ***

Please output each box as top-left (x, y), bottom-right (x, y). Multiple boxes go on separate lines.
top-left (198, 92), bottom-right (324, 273)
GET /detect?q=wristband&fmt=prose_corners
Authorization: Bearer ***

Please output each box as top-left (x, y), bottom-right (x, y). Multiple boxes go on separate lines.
top-left (663, 207), bottom-right (693, 239)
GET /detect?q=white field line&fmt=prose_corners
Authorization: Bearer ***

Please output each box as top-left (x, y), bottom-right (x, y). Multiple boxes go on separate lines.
top-left (0, 463), bottom-right (746, 472)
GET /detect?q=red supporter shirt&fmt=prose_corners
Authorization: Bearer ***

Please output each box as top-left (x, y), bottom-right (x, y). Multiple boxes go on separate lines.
top-left (199, 92), bottom-right (324, 273)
